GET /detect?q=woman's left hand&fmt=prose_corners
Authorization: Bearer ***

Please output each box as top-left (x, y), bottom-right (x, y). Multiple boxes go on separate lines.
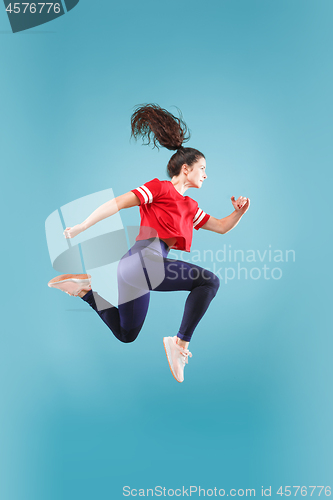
top-left (231, 196), bottom-right (250, 214)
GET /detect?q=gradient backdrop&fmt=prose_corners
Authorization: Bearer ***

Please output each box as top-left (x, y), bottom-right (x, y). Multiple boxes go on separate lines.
top-left (1, 1), bottom-right (332, 499)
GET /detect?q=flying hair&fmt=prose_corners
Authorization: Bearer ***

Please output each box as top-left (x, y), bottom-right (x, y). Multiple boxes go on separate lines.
top-left (130, 103), bottom-right (190, 150)
top-left (130, 103), bottom-right (205, 178)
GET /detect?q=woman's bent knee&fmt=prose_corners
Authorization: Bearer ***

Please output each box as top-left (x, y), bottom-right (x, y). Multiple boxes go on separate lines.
top-left (211, 274), bottom-right (220, 295)
top-left (202, 270), bottom-right (220, 295)
top-left (117, 324), bottom-right (143, 344)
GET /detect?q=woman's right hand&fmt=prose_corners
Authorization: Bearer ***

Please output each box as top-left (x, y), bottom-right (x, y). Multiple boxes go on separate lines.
top-left (63, 224), bottom-right (83, 239)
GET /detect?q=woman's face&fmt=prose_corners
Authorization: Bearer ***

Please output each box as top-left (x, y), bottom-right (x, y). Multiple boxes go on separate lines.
top-left (185, 157), bottom-right (207, 188)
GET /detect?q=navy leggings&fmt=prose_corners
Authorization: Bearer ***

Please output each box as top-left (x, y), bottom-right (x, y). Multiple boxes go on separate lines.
top-left (82, 237), bottom-right (220, 343)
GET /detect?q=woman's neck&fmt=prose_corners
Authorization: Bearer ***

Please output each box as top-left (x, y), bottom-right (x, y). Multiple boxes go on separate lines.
top-left (170, 174), bottom-right (189, 196)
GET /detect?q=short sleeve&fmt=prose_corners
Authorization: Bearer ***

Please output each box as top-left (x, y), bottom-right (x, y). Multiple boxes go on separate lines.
top-left (131, 178), bottom-right (161, 205)
top-left (193, 207), bottom-right (210, 230)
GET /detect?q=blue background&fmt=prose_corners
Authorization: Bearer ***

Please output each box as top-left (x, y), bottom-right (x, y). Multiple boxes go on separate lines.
top-left (0, 1), bottom-right (332, 499)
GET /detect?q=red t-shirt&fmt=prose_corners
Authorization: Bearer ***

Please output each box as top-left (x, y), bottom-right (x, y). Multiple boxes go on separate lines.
top-left (131, 178), bottom-right (210, 252)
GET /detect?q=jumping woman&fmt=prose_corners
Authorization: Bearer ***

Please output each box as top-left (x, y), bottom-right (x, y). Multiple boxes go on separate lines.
top-left (48, 104), bottom-right (250, 383)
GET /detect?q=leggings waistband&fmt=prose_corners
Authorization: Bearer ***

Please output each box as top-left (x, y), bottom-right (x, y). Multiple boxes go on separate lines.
top-left (131, 238), bottom-right (170, 258)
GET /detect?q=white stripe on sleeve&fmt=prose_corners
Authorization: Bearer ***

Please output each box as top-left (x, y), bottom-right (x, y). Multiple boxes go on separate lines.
top-left (193, 210), bottom-right (206, 227)
top-left (137, 186), bottom-right (149, 204)
top-left (141, 185), bottom-right (153, 204)
top-left (193, 208), bottom-right (201, 222)
top-left (193, 208), bottom-right (203, 224)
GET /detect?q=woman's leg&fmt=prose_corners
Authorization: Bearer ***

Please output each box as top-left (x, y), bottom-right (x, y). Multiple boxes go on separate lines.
top-left (81, 289), bottom-right (150, 344)
top-left (81, 245), bottom-right (152, 344)
top-left (81, 239), bottom-right (220, 345)
top-left (152, 258), bottom-right (220, 342)
top-left (147, 255), bottom-right (220, 383)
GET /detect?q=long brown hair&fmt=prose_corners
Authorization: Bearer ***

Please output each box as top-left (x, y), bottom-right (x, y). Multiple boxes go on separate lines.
top-left (130, 103), bottom-right (205, 178)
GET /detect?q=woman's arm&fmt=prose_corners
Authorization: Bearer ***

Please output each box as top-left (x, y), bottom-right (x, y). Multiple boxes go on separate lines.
top-left (64, 191), bottom-right (140, 239)
top-left (201, 196), bottom-right (250, 234)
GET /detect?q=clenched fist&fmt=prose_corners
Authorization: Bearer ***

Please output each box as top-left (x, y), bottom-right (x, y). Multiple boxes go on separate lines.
top-left (231, 196), bottom-right (250, 215)
top-left (63, 224), bottom-right (84, 239)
